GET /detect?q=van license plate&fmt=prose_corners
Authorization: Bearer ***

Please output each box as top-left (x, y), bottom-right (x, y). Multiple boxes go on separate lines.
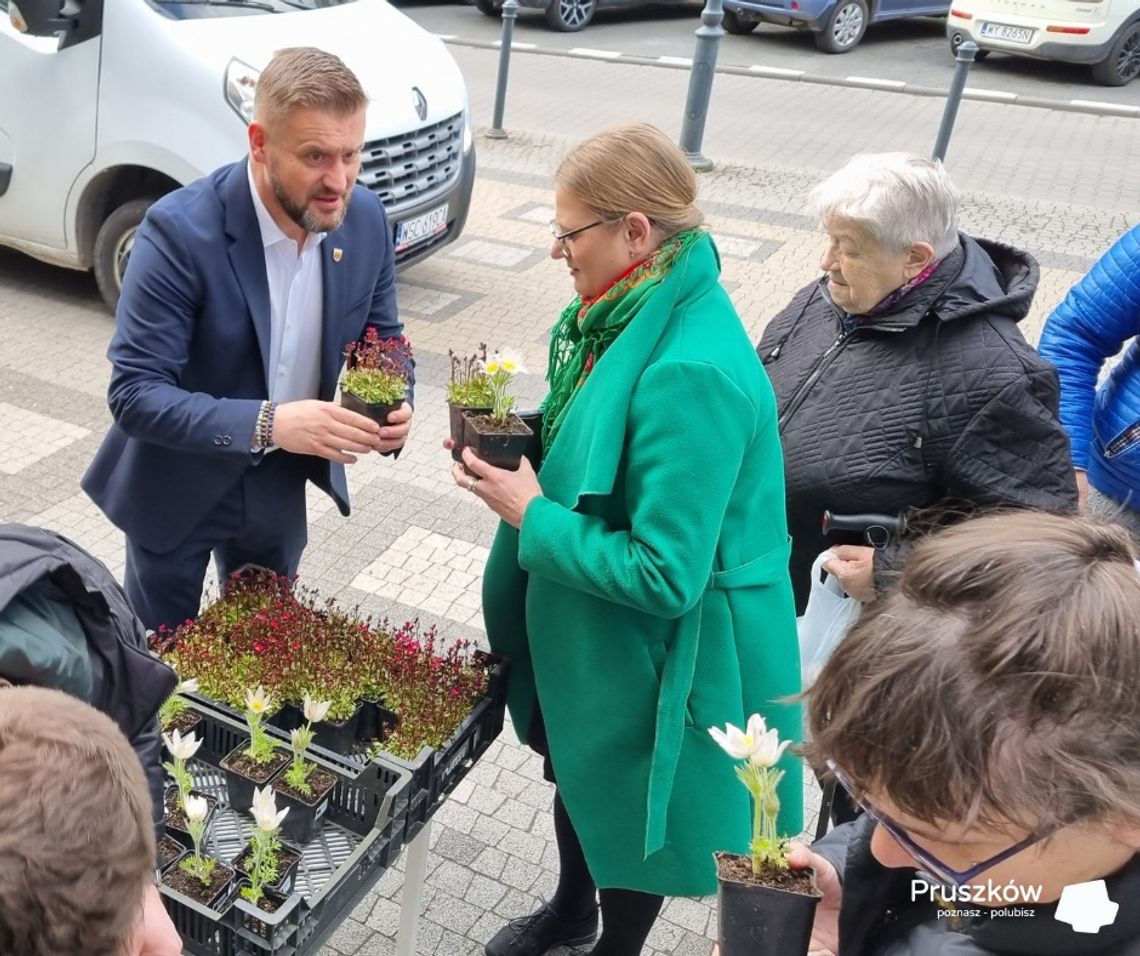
top-left (979, 22), bottom-right (1033, 42)
top-left (395, 203), bottom-right (449, 253)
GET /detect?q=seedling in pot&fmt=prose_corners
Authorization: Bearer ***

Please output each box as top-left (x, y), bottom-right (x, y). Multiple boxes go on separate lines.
top-left (240, 786), bottom-right (290, 908)
top-left (162, 728), bottom-right (201, 809)
top-left (283, 695), bottom-right (331, 796)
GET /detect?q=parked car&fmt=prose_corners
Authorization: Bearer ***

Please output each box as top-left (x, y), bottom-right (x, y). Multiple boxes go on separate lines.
top-left (722, 0), bottom-right (949, 51)
top-left (1, 0), bottom-right (475, 312)
top-left (948, 0), bottom-right (1140, 85)
top-left (473, 0), bottom-right (690, 32)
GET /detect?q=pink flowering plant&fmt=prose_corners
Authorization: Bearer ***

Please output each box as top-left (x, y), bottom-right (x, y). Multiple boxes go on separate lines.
top-left (341, 330), bottom-right (413, 405)
top-left (151, 572), bottom-right (492, 760)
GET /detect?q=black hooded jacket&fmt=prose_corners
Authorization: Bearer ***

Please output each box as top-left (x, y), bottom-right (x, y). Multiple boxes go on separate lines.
top-left (0, 524), bottom-right (176, 841)
top-left (757, 235), bottom-right (1078, 612)
top-left (815, 816), bottom-right (1140, 956)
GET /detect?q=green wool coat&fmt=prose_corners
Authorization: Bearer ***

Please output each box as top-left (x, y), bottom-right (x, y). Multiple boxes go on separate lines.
top-left (482, 234), bottom-right (803, 898)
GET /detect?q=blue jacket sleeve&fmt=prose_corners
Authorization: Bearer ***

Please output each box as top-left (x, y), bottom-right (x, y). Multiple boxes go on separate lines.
top-left (105, 204), bottom-right (262, 459)
top-left (1038, 224), bottom-right (1140, 470)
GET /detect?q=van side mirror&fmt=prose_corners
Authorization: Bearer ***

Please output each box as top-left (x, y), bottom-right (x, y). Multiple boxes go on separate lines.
top-left (9, 0), bottom-right (79, 37)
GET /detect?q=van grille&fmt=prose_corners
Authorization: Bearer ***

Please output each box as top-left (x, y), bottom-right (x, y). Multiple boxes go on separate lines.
top-left (358, 113), bottom-right (464, 211)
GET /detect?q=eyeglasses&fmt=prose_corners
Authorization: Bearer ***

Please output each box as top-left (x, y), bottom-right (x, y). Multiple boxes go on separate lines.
top-left (825, 759), bottom-right (1052, 888)
top-left (549, 218), bottom-right (607, 250)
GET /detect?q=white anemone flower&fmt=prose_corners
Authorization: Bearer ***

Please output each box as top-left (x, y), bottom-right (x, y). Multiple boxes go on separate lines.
top-left (183, 794), bottom-right (209, 822)
top-left (250, 785), bottom-right (289, 832)
top-left (709, 714), bottom-right (790, 767)
top-left (497, 349), bottom-right (527, 376)
top-left (162, 729), bottom-right (202, 762)
top-left (245, 685), bottom-right (272, 715)
top-left (303, 695), bottom-right (332, 725)
top-left (176, 678), bottom-right (199, 695)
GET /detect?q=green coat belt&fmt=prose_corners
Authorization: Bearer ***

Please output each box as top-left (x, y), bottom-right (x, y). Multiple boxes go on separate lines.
top-left (482, 235), bottom-right (803, 896)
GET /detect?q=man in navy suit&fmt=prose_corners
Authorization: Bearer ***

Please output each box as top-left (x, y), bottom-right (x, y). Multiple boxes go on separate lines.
top-left (82, 47), bottom-right (413, 632)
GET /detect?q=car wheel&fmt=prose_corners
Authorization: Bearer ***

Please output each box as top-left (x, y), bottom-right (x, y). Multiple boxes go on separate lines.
top-left (722, 8), bottom-right (758, 33)
top-left (948, 31), bottom-right (989, 59)
top-left (474, 0), bottom-right (502, 16)
top-left (93, 197), bottom-right (154, 314)
top-left (814, 0), bottom-right (868, 52)
top-left (545, 0), bottom-right (595, 30)
top-left (1090, 22), bottom-right (1140, 85)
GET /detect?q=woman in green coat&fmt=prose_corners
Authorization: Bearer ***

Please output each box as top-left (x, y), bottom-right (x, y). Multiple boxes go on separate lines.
top-left (451, 123), bottom-right (803, 956)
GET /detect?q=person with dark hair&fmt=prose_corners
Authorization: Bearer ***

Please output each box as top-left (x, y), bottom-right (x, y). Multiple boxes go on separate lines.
top-left (82, 46), bottom-right (413, 632)
top-left (0, 686), bottom-right (178, 956)
top-left (790, 510), bottom-right (1140, 956)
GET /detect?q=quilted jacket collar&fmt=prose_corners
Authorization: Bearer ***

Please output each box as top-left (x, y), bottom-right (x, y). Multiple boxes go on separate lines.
top-left (822, 234), bottom-right (1039, 332)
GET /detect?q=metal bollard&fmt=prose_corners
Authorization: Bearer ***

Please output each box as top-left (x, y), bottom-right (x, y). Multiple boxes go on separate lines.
top-left (932, 40), bottom-right (978, 162)
top-left (486, 0), bottom-right (520, 140)
top-left (678, 0), bottom-right (725, 171)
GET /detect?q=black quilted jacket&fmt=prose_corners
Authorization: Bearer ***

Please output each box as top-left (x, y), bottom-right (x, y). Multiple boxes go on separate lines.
top-left (758, 234), bottom-right (1078, 612)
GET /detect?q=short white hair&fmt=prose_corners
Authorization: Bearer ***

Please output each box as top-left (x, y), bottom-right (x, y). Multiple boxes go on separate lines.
top-left (808, 153), bottom-right (960, 259)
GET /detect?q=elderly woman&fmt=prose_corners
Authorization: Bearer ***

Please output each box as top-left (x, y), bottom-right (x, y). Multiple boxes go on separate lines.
top-left (450, 124), bottom-right (803, 956)
top-left (758, 152), bottom-right (1077, 615)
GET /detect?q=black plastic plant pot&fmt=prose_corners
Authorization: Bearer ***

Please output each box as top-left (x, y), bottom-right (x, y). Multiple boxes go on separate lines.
top-left (234, 883), bottom-right (304, 947)
top-left (715, 853), bottom-right (821, 956)
top-left (161, 859), bottom-right (236, 912)
top-left (219, 744), bottom-right (290, 814)
top-left (157, 835), bottom-right (187, 874)
top-left (272, 766), bottom-right (339, 845)
top-left (266, 703), bottom-right (303, 735)
top-left (341, 390), bottom-right (400, 426)
top-left (163, 786), bottom-right (219, 850)
top-left (231, 839), bottom-right (303, 896)
top-left (462, 411), bottom-right (533, 471)
top-left (448, 403), bottom-right (491, 461)
top-left (359, 698), bottom-right (401, 743)
top-left (309, 704), bottom-right (364, 755)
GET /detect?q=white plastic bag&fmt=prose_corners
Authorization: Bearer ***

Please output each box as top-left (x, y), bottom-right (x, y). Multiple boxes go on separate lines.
top-left (797, 551), bottom-right (862, 687)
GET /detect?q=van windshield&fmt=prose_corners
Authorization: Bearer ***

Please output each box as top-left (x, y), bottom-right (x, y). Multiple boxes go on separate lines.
top-left (147, 0), bottom-right (357, 19)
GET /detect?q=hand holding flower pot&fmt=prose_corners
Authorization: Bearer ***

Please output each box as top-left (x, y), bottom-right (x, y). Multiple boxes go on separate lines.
top-left (340, 331), bottom-right (413, 425)
top-left (461, 349), bottom-right (533, 471)
top-left (710, 715), bottom-right (822, 956)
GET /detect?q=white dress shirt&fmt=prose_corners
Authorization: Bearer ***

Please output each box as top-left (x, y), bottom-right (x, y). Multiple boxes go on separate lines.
top-left (247, 161), bottom-right (325, 406)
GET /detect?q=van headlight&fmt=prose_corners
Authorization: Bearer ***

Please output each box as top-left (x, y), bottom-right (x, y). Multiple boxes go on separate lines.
top-left (225, 58), bottom-right (261, 125)
top-left (463, 109), bottom-right (472, 152)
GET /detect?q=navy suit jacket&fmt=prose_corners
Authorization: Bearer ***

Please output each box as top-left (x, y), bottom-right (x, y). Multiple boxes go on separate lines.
top-left (82, 160), bottom-right (407, 554)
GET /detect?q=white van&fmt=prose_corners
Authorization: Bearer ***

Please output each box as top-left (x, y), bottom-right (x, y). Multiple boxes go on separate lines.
top-left (948, 0), bottom-right (1140, 85)
top-left (0, 0), bottom-right (475, 310)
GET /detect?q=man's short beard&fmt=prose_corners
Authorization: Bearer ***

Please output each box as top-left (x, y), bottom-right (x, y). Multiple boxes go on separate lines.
top-left (269, 169), bottom-right (352, 234)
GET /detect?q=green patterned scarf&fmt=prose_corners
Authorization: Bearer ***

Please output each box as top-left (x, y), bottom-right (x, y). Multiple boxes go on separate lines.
top-left (541, 228), bottom-right (704, 453)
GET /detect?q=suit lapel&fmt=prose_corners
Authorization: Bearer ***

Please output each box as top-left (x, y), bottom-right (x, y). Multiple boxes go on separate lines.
top-left (319, 233), bottom-right (347, 401)
top-left (223, 162), bottom-right (272, 389)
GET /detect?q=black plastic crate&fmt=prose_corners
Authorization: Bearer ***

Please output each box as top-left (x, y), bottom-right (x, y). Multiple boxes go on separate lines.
top-left (160, 701), bottom-right (411, 956)
top-left (379, 654), bottom-right (510, 836)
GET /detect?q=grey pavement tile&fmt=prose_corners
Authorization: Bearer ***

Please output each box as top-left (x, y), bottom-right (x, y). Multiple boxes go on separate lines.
top-left (498, 855), bottom-right (543, 891)
top-left (364, 896), bottom-right (403, 937)
top-left (471, 845), bottom-right (510, 880)
top-left (424, 891), bottom-right (485, 936)
top-left (466, 873), bottom-right (509, 911)
top-left (497, 830), bottom-right (546, 866)
top-left (433, 827), bottom-right (487, 866)
top-left (470, 813), bottom-right (512, 847)
top-left (427, 859), bottom-right (476, 897)
top-left (324, 916), bottom-right (376, 955)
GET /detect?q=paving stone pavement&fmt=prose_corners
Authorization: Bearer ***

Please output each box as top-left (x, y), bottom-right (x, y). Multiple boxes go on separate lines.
top-left (0, 71), bottom-right (1135, 953)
